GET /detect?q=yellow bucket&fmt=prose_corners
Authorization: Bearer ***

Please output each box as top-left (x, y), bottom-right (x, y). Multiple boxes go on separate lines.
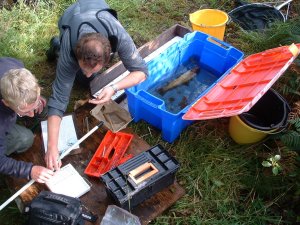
top-left (189, 9), bottom-right (229, 40)
top-left (229, 115), bottom-right (276, 145)
top-left (228, 89), bottom-right (290, 145)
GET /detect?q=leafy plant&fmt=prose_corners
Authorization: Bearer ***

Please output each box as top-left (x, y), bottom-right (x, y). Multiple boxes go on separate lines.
top-left (230, 18), bottom-right (300, 55)
top-left (280, 127), bottom-right (300, 152)
top-left (262, 155), bottom-right (282, 175)
top-left (280, 69), bottom-right (300, 100)
top-left (277, 102), bottom-right (300, 152)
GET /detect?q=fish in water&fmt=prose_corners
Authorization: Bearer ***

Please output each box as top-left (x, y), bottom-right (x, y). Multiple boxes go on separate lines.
top-left (157, 66), bottom-right (200, 95)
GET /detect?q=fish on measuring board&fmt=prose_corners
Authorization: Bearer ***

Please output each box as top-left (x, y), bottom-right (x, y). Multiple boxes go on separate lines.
top-left (157, 66), bottom-right (200, 95)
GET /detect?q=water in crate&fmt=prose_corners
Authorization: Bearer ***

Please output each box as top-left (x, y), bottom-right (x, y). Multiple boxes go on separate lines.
top-left (149, 57), bottom-right (218, 114)
top-left (156, 66), bottom-right (200, 95)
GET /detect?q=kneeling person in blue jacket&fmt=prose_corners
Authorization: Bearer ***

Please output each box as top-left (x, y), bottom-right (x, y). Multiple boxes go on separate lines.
top-left (0, 57), bottom-right (54, 183)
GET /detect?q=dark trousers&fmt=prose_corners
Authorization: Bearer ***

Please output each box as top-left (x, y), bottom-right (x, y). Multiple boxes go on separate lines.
top-left (6, 124), bottom-right (34, 155)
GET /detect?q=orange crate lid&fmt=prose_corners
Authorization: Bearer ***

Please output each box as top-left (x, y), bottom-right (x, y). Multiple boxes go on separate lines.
top-left (84, 130), bottom-right (133, 177)
top-left (183, 43), bottom-right (300, 120)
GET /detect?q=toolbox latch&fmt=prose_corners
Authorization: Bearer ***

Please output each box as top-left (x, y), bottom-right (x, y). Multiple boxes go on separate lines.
top-left (129, 162), bottom-right (159, 185)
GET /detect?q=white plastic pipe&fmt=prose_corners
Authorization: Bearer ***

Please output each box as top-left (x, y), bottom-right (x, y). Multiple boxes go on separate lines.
top-left (0, 122), bottom-right (103, 211)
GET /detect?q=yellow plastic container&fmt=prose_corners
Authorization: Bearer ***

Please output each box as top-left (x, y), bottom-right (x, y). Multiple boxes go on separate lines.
top-left (189, 9), bottom-right (229, 40)
top-left (229, 89), bottom-right (290, 145)
top-left (229, 115), bottom-right (276, 145)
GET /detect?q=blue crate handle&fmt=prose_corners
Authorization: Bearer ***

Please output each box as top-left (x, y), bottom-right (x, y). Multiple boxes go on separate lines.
top-left (207, 36), bottom-right (231, 50)
top-left (186, 31), bottom-right (232, 50)
top-left (136, 90), bottom-right (165, 110)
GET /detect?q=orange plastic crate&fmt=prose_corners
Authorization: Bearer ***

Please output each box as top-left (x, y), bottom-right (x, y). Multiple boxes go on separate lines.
top-left (183, 43), bottom-right (300, 120)
top-left (84, 130), bottom-right (134, 177)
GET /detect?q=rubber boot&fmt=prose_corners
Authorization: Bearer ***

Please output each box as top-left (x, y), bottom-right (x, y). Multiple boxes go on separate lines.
top-left (46, 36), bottom-right (61, 61)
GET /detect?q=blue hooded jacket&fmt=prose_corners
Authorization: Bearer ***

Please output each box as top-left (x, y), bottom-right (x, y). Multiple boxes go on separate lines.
top-left (0, 57), bottom-right (33, 179)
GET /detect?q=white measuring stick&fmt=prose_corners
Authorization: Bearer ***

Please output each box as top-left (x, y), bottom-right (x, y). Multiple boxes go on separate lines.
top-left (0, 122), bottom-right (103, 211)
top-left (0, 179), bottom-right (35, 211)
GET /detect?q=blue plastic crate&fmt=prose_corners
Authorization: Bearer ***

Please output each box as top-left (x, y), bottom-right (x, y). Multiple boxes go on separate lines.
top-left (125, 31), bottom-right (244, 143)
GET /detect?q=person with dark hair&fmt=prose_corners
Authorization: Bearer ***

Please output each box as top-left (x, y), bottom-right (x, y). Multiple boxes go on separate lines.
top-left (45, 0), bottom-right (148, 170)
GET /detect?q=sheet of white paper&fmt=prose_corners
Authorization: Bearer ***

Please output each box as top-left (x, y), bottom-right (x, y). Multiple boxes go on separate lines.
top-left (41, 115), bottom-right (79, 154)
top-left (46, 163), bottom-right (90, 198)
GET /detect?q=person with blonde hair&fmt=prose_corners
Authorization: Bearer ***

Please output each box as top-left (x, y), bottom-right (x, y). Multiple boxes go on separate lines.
top-left (0, 57), bottom-right (54, 183)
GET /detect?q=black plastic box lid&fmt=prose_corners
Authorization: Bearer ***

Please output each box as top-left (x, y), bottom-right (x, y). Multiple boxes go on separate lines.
top-left (101, 144), bottom-right (180, 209)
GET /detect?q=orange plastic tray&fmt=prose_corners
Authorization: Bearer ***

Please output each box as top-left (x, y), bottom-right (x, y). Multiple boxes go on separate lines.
top-left (84, 130), bottom-right (134, 177)
top-left (183, 43), bottom-right (300, 120)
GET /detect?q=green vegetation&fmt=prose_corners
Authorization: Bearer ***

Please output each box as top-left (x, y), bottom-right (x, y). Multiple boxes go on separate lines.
top-left (262, 155), bottom-right (282, 175)
top-left (0, 0), bottom-right (299, 224)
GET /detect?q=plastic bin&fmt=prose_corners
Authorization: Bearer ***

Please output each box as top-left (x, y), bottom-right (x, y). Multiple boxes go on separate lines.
top-left (189, 9), bottom-right (229, 40)
top-left (100, 205), bottom-right (141, 225)
top-left (229, 89), bottom-right (290, 144)
top-left (101, 144), bottom-right (180, 210)
top-left (84, 130), bottom-right (133, 177)
top-left (183, 43), bottom-right (300, 121)
top-left (125, 31), bottom-right (244, 143)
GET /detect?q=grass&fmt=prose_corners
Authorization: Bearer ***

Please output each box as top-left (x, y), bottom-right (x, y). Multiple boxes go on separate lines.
top-left (0, 175), bottom-right (27, 224)
top-left (228, 19), bottom-right (300, 56)
top-left (131, 119), bottom-right (299, 225)
top-left (0, 0), bottom-right (299, 224)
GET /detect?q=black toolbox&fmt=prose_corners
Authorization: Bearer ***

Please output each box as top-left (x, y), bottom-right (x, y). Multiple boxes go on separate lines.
top-left (100, 144), bottom-right (180, 210)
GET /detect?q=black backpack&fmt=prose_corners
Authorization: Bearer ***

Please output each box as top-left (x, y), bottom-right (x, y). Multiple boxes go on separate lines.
top-left (24, 191), bottom-right (96, 225)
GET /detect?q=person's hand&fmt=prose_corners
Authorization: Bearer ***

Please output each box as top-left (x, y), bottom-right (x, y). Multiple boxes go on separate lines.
top-left (89, 86), bottom-right (115, 105)
top-left (44, 146), bottom-right (62, 171)
top-left (30, 165), bottom-right (55, 183)
top-left (35, 96), bottom-right (47, 114)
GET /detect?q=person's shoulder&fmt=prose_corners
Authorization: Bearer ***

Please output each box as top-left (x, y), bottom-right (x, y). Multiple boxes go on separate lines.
top-left (0, 57), bottom-right (24, 69)
top-left (97, 10), bottom-right (126, 35)
top-left (97, 10), bottom-right (118, 21)
top-left (0, 57), bottom-right (24, 78)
